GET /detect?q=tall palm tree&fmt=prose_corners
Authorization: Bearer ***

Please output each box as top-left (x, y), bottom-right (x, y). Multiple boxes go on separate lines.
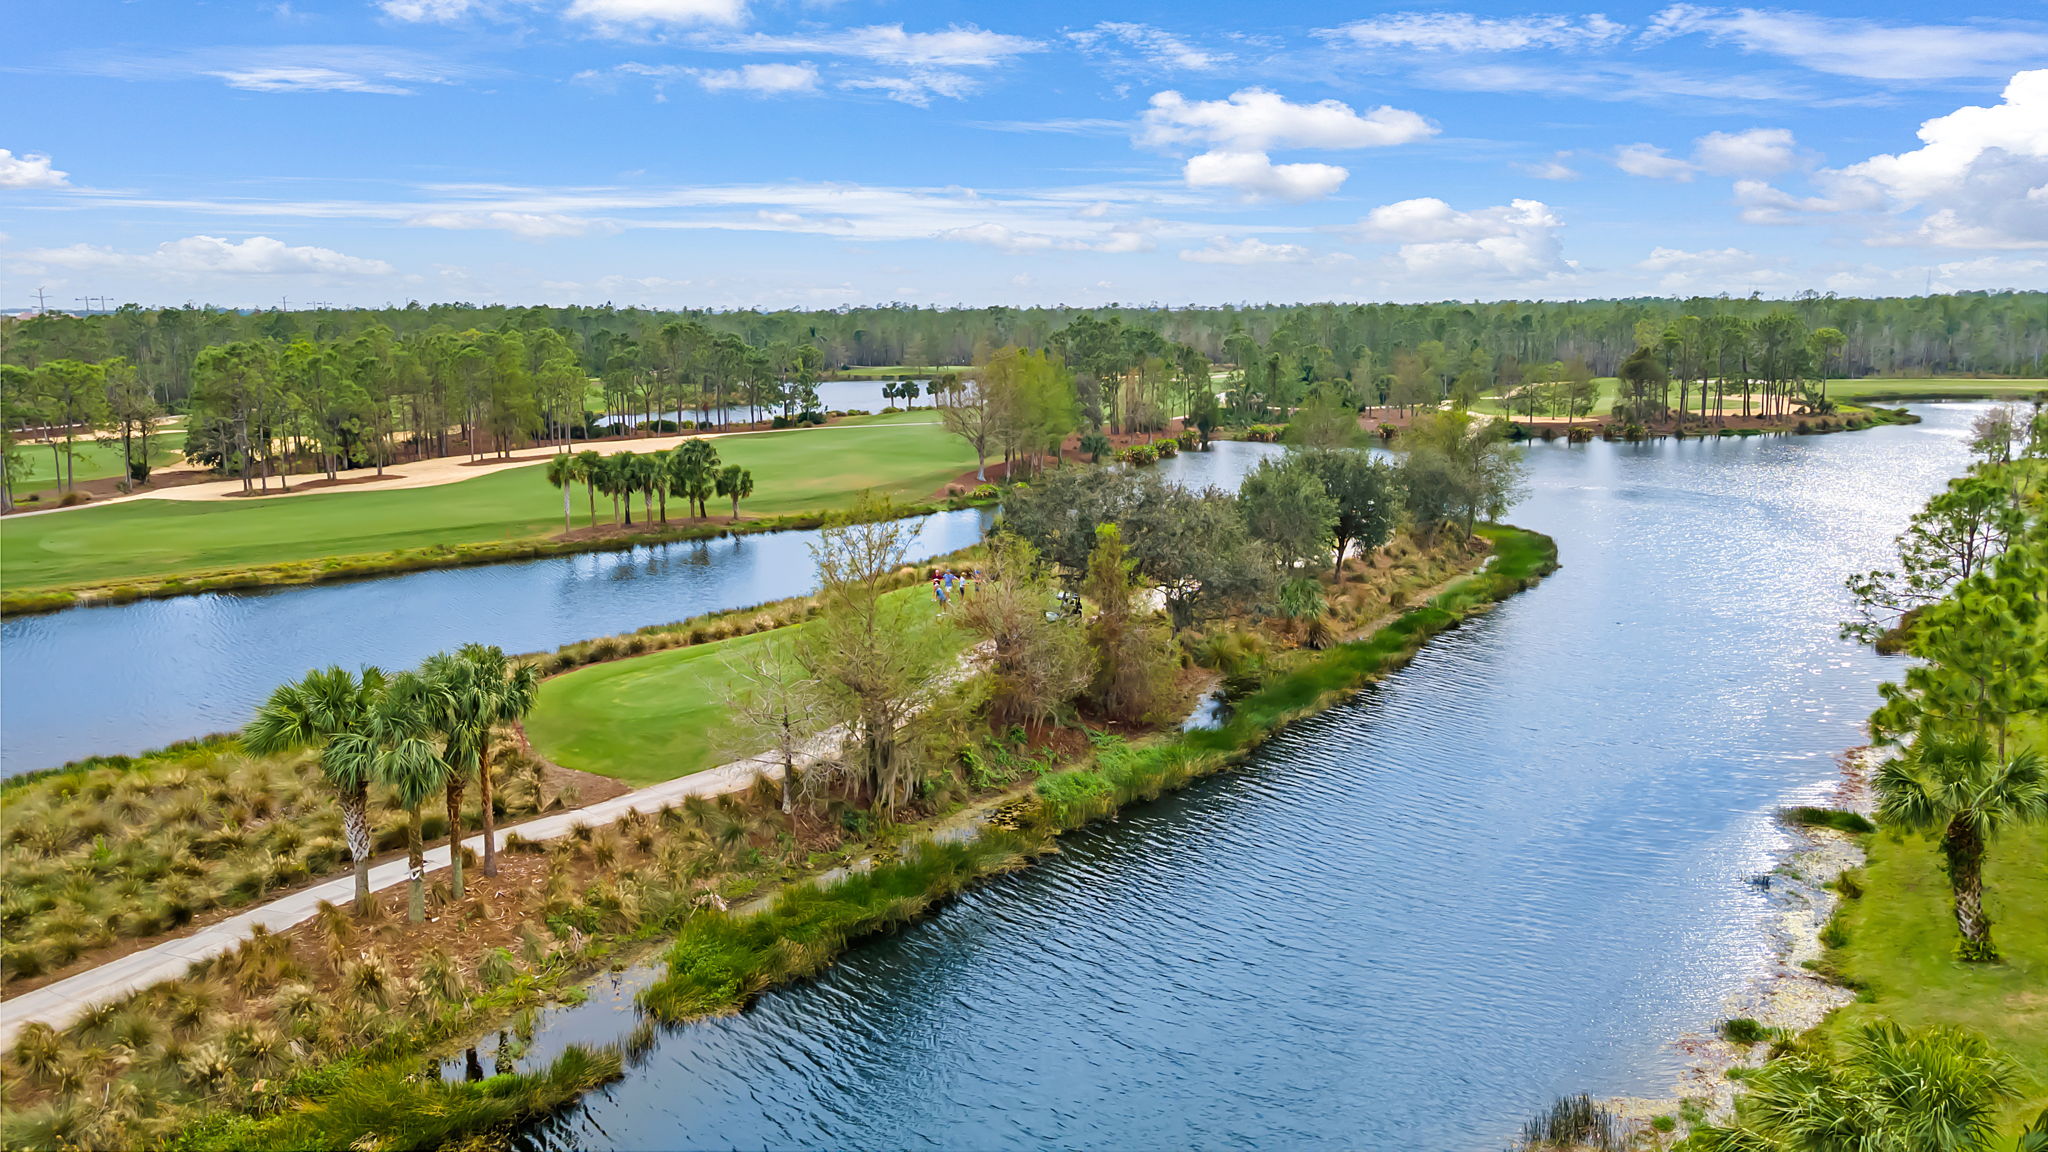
top-left (244, 666), bottom-right (387, 910)
top-left (545, 454), bottom-right (576, 534)
top-left (1876, 728), bottom-right (2048, 961)
top-left (368, 672), bottom-right (452, 924)
top-left (575, 449), bottom-right (601, 528)
top-left (421, 644), bottom-right (538, 883)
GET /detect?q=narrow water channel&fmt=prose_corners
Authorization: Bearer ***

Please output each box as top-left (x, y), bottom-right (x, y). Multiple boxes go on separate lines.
top-left (491, 404), bottom-right (1984, 1150)
top-left (0, 508), bottom-right (994, 775)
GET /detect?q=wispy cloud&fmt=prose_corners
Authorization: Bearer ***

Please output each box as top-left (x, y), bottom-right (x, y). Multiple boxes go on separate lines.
top-left (1068, 23), bottom-right (1231, 72)
top-left (1642, 6), bottom-right (2048, 82)
top-left (1319, 12), bottom-right (1629, 54)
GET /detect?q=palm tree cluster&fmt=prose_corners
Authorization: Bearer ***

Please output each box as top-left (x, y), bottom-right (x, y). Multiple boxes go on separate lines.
top-left (543, 440), bottom-right (753, 532)
top-left (246, 644), bottom-right (539, 923)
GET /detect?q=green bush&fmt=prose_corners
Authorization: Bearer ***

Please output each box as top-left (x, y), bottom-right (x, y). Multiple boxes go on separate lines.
top-left (1721, 1017), bottom-right (1768, 1045)
top-left (1778, 806), bottom-right (1876, 834)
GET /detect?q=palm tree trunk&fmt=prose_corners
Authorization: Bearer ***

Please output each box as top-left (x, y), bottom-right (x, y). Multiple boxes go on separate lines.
top-left (478, 745), bottom-right (498, 878)
top-left (407, 808), bottom-right (426, 923)
top-left (340, 783), bottom-right (372, 912)
top-left (445, 777), bottom-right (466, 901)
top-left (1943, 816), bottom-right (1996, 960)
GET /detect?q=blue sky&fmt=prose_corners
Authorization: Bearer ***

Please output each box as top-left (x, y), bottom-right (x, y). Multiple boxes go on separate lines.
top-left (3, 0), bottom-right (2044, 310)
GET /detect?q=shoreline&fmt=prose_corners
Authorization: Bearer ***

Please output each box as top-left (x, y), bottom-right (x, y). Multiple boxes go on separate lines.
top-left (1609, 745), bottom-right (1879, 1135)
top-left (157, 526), bottom-right (1556, 1150)
top-left (0, 493), bottom-right (996, 618)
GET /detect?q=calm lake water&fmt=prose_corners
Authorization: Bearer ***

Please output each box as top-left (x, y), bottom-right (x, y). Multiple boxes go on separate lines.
top-left (0, 508), bottom-right (994, 774)
top-left (493, 405), bottom-right (1982, 1151)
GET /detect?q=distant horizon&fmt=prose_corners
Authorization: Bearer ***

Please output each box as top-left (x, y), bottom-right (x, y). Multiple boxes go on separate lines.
top-left (10, 286), bottom-right (2048, 320)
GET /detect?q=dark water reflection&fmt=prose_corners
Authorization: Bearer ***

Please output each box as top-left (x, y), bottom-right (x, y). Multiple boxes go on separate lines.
top-left (501, 405), bottom-right (1984, 1151)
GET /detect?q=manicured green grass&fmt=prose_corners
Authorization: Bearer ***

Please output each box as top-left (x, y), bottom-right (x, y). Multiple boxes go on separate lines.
top-left (0, 422), bottom-right (976, 593)
top-left (10, 430), bottom-right (187, 494)
top-left (832, 365), bottom-right (972, 379)
top-left (1821, 724), bottom-right (2048, 1126)
top-left (1821, 823), bottom-right (2048, 1124)
top-left (1826, 377), bottom-right (2048, 403)
top-left (526, 587), bottom-right (963, 786)
top-left (1470, 378), bottom-right (1619, 416)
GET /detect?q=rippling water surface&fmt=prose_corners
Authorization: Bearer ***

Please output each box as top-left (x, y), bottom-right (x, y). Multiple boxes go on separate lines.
top-left (502, 406), bottom-right (1983, 1151)
top-left (0, 406), bottom-right (1988, 1147)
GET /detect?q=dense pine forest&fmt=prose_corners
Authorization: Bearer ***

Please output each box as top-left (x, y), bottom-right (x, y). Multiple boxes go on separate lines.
top-left (2, 292), bottom-right (2042, 498)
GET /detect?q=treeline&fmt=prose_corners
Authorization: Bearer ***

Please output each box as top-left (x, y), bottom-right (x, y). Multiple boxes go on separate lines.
top-left (3, 292), bottom-right (2040, 411)
top-left (0, 323), bottom-right (835, 497)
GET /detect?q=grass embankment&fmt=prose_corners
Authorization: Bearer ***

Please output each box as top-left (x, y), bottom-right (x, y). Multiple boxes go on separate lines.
top-left (0, 737), bottom-right (557, 990)
top-left (832, 365), bottom-right (972, 379)
top-left (1826, 377), bottom-right (2048, 403)
top-left (0, 419), bottom-right (981, 614)
top-left (634, 524), bottom-right (1559, 1024)
top-left (527, 586), bottom-right (965, 786)
top-left (1815, 726), bottom-right (2048, 1128)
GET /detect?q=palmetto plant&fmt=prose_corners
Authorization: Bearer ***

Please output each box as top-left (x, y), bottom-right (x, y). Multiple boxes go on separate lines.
top-left (244, 666), bottom-right (389, 910)
top-left (1692, 1022), bottom-right (2023, 1152)
top-left (1876, 727), bottom-right (2048, 961)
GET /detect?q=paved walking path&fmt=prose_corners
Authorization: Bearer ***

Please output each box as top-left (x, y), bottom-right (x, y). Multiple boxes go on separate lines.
top-left (0, 755), bottom-right (792, 1050)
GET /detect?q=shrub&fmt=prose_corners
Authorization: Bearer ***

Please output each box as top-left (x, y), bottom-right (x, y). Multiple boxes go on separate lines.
top-left (1777, 806), bottom-right (1875, 834)
top-left (1720, 1017), bottom-right (1768, 1045)
top-left (1116, 443), bottom-right (1158, 466)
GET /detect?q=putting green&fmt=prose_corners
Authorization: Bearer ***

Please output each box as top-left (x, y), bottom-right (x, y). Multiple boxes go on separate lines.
top-left (0, 421), bottom-right (976, 593)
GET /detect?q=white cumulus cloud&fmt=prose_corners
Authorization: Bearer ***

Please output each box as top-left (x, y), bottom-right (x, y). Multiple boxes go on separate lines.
top-left (1358, 197), bottom-right (1573, 278)
top-left (1141, 88), bottom-right (1435, 201)
top-left (1141, 88), bottom-right (1436, 152)
top-left (1736, 70), bottom-right (2048, 248)
top-left (1694, 127), bottom-right (1801, 175)
top-left (1183, 151), bottom-right (1349, 203)
top-left (0, 149), bottom-right (70, 189)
